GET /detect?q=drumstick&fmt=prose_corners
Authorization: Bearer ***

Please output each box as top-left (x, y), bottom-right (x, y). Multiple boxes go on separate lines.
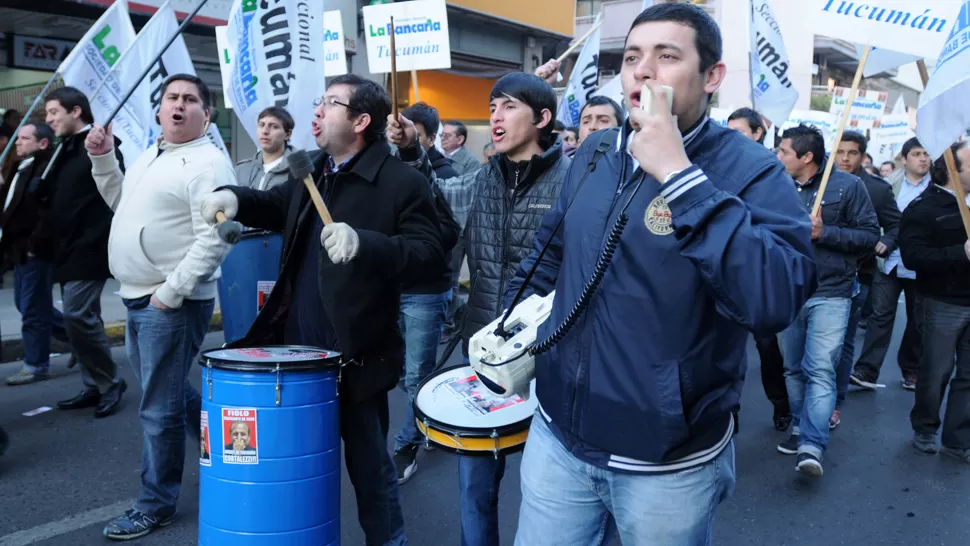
top-left (389, 15), bottom-right (399, 120)
top-left (288, 149), bottom-right (334, 225)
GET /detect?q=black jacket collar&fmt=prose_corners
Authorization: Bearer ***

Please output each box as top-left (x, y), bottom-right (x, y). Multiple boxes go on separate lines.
top-left (315, 138), bottom-right (392, 184)
top-left (493, 135), bottom-right (565, 188)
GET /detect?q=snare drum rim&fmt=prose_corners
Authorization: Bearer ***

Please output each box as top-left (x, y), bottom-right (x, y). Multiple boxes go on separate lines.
top-left (415, 418), bottom-right (531, 457)
top-left (412, 365), bottom-right (534, 439)
top-left (200, 345), bottom-right (343, 372)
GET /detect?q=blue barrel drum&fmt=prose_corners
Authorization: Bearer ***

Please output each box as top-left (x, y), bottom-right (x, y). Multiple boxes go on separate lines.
top-left (216, 230), bottom-right (283, 344)
top-left (198, 346), bottom-right (342, 545)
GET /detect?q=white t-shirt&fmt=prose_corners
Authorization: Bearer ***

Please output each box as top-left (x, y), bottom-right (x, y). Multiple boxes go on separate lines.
top-left (258, 156), bottom-right (284, 190)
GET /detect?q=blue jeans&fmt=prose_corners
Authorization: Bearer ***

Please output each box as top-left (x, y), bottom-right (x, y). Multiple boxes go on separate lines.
top-left (779, 297), bottom-right (851, 458)
top-left (459, 455), bottom-right (506, 546)
top-left (126, 298), bottom-right (213, 518)
top-left (395, 290), bottom-right (451, 450)
top-left (14, 258), bottom-right (68, 375)
top-left (514, 416), bottom-right (735, 546)
top-left (837, 282), bottom-right (869, 408)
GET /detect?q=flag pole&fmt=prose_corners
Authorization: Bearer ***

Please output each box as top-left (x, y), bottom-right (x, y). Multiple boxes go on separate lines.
top-left (102, 0), bottom-right (210, 126)
top-left (811, 44), bottom-right (872, 217)
top-left (389, 16), bottom-right (399, 119)
top-left (0, 74), bottom-right (61, 171)
top-left (747, 0), bottom-right (756, 108)
top-left (556, 19), bottom-right (603, 64)
top-left (916, 60), bottom-right (970, 238)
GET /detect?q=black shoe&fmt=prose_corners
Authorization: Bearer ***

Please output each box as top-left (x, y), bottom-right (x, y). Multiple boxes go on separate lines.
top-left (95, 380), bottom-right (127, 419)
top-left (773, 412), bottom-right (793, 432)
top-left (57, 388), bottom-right (100, 410)
top-left (850, 372), bottom-right (879, 391)
top-left (777, 432), bottom-right (799, 455)
top-left (796, 453), bottom-right (824, 477)
top-left (902, 375), bottom-right (917, 391)
top-left (393, 444), bottom-right (418, 485)
top-left (0, 426), bottom-right (8, 457)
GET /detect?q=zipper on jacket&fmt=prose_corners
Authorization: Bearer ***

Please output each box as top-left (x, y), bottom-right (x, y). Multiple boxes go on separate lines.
top-left (496, 168), bottom-right (520, 316)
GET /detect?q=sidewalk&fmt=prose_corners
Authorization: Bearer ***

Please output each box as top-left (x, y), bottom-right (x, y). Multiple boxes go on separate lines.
top-left (0, 274), bottom-right (222, 363)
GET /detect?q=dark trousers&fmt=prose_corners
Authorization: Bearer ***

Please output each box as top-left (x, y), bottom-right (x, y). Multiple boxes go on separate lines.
top-left (755, 335), bottom-right (790, 415)
top-left (14, 258), bottom-right (69, 373)
top-left (444, 234), bottom-right (466, 333)
top-left (62, 279), bottom-right (119, 393)
top-left (341, 391), bottom-right (407, 545)
top-left (853, 268), bottom-right (923, 381)
top-left (911, 297), bottom-right (970, 450)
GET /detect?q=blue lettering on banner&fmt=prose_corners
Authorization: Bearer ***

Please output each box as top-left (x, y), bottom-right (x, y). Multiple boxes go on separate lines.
top-left (377, 42), bottom-right (441, 58)
top-left (821, 1), bottom-right (950, 34)
top-left (324, 29), bottom-right (340, 42)
top-left (936, 1), bottom-right (970, 68)
top-left (233, 9), bottom-right (260, 108)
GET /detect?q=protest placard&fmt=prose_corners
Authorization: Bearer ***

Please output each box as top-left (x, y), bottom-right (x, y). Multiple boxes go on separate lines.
top-left (363, 0), bottom-right (451, 73)
top-left (829, 87), bottom-right (888, 130)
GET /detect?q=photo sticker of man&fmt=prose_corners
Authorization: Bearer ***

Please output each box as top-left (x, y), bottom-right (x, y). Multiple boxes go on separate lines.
top-left (200, 411), bottom-right (211, 466)
top-left (221, 408), bottom-right (259, 465)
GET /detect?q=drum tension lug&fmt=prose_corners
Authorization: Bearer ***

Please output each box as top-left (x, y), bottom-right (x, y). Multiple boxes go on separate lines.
top-left (422, 419), bottom-right (431, 450)
top-left (491, 430), bottom-right (499, 460)
top-left (275, 364), bottom-right (282, 406)
top-left (206, 361), bottom-right (213, 401)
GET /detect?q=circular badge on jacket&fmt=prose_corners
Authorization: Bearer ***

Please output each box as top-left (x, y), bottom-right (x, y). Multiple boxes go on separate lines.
top-left (644, 196), bottom-right (673, 236)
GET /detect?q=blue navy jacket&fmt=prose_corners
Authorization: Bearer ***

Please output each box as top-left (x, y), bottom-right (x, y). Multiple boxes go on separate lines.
top-left (791, 169), bottom-right (880, 298)
top-left (505, 120), bottom-right (817, 471)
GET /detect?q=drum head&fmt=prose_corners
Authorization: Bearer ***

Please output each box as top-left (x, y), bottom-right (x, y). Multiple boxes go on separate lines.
top-left (414, 365), bottom-right (537, 435)
top-left (202, 345), bottom-right (341, 371)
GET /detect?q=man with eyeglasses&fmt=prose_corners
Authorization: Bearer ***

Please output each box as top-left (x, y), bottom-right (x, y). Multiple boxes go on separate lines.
top-left (200, 74), bottom-right (444, 545)
top-left (441, 121), bottom-right (482, 176)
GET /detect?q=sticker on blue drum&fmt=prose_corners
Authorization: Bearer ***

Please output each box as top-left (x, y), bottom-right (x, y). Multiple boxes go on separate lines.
top-left (206, 346), bottom-right (336, 363)
top-left (222, 408), bottom-right (259, 465)
top-left (200, 410), bottom-right (211, 467)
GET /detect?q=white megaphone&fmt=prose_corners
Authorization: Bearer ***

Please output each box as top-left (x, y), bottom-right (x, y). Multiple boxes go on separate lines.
top-left (468, 291), bottom-right (556, 399)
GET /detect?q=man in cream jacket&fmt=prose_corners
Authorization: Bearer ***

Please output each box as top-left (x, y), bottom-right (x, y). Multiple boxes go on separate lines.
top-left (84, 74), bottom-right (235, 541)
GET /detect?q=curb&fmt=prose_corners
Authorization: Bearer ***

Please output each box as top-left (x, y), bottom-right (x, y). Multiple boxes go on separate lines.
top-left (0, 310), bottom-right (224, 364)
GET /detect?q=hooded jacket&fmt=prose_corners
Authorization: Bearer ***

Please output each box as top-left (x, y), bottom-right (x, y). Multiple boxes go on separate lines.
top-left (234, 147), bottom-right (292, 191)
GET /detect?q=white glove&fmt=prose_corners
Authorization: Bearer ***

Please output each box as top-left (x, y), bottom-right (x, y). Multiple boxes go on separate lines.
top-left (200, 190), bottom-right (239, 225)
top-left (320, 222), bottom-right (359, 264)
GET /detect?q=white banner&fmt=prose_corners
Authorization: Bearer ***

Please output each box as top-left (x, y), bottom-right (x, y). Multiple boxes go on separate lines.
top-left (781, 109), bottom-right (837, 151)
top-left (59, 0), bottom-right (147, 167)
top-left (858, 45), bottom-right (922, 77)
top-left (324, 10), bottom-right (348, 77)
top-left (558, 14), bottom-right (602, 128)
top-left (918, 0), bottom-right (970, 158)
top-left (813, 0), bottom-right (963, 59)
top-left (871, 113), bottom-right (914, 145)
top-left (363, 0), bottom-right (451, 73)
top-left (829, 87), bottom-right (888, 130)
top-left (114, 4), bottom-right (227, 154)
top-left (592, 76), bottom-right (624, 112)
top-left (750, 0), bottom-right (799, 126)
top-left (226, 0), bottom-right (326, 151)
top-left (709, 107), bottom-right (732, 127)
top-left (215, 26), bottom-right (233, 109)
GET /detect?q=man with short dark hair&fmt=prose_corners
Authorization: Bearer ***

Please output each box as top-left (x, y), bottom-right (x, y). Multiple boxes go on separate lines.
top-left (201, 73), bottom-right (445, 545)
top-left (879, 160), bottom-right (895, 178)
top-left (578, 95), bottom-right (623, 144)
top-left (441, 120), bottom-right (480, 176)
top-left (727, 107), bottom-right (766, 143)
top-left (509, 4), bottom-right (815, 542)
top-left (402, 102), bottom-right (459, 179)
top-left (851, 137), bottom-right (931, 391)
top-left (832, 131), bottom-right (901, 428)
top-left (9, 88), bottom-right (127, 418)
top-left (0, 122), bottom-right (72, 385)
top-left (901, 141), bottom-right (970, 463)
top-left (775, 124), bottom-right (879, 476)
top-left (235, 106), bottom-right (294, 190)
top-left (86, 73), bottom-right (234, 540)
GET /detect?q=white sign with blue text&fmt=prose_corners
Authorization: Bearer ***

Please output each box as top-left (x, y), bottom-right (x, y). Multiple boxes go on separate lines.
top-left (813, 0), bottom-right (964, 59)
top-left (363, 0), bottom-right (451, 73)
top-left (323, 10), bottom-right (348, 77)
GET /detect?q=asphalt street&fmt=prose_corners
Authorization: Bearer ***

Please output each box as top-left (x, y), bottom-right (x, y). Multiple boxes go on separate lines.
top-left (0, 313), bottom-right (968, 546)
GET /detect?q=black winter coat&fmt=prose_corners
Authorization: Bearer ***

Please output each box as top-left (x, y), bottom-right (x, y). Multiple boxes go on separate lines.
top-left (44, 129), bottom-right (122, 283)
top-left (461, 137), bottom-right (570, 347)
top-left (0, 152), bottom-right (54, 264)
top-left (899, 184), bottom-right (970, 307)
top-left (225, 139), bottom-right (445, 403)
top-left (855, 169), bottom-right (901, 285)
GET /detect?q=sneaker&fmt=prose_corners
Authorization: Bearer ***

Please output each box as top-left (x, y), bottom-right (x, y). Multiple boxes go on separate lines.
top-left (901, 375), bottom-right (917, 391)
top-left (5, 370), bottom-right (49, 386)
top-left (913, 433), bottom-right (939, 454)
top-left (940, 446), bottom-right (970, 465)
top-left (393, 445), bottom-right (418, 485)
top-left (829, 409), bottom-right (841, 430)
top-left (777, 432), bottom-right (799, 455)
top-left (850, 372), bottom-right (878, 390)
top-left (796, 453), bottom-right (824, 477)
top-left (773, 412), bottom-right (793, 432)
top-left (103, 509), bottom-right (175, 541)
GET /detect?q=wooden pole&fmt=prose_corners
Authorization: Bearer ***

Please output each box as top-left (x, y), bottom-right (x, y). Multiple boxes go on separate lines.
top-left (916, 60), bottom-right (970, 239)
top-left (411, 70), bottom-right (420, 103)
top-left (389, 16), bottom-right (399, 119)
top-left (811, 44), bottom-right (872, 217)
top-left (556, 19), bottom-right (603, 64)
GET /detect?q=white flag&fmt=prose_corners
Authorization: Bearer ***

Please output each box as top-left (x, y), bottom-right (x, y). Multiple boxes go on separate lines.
top-left (749, 0), bottom-right (798, 126)
top-left (859, 45), bottom-right (922, 77)
top-left (558, 14), bottom-right (602, 128)
top-left (59, 0), bottom-right (147, 165)
top-left (107, 3), bottom-right (226, 157)
top-left (226, 0), bottom-right (326, 151)
top-left (917, 0), bottom-right (970, 159)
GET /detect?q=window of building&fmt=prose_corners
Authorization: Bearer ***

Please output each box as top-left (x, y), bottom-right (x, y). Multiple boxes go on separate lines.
top-left (576, 0), bottom-right (604, 18)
